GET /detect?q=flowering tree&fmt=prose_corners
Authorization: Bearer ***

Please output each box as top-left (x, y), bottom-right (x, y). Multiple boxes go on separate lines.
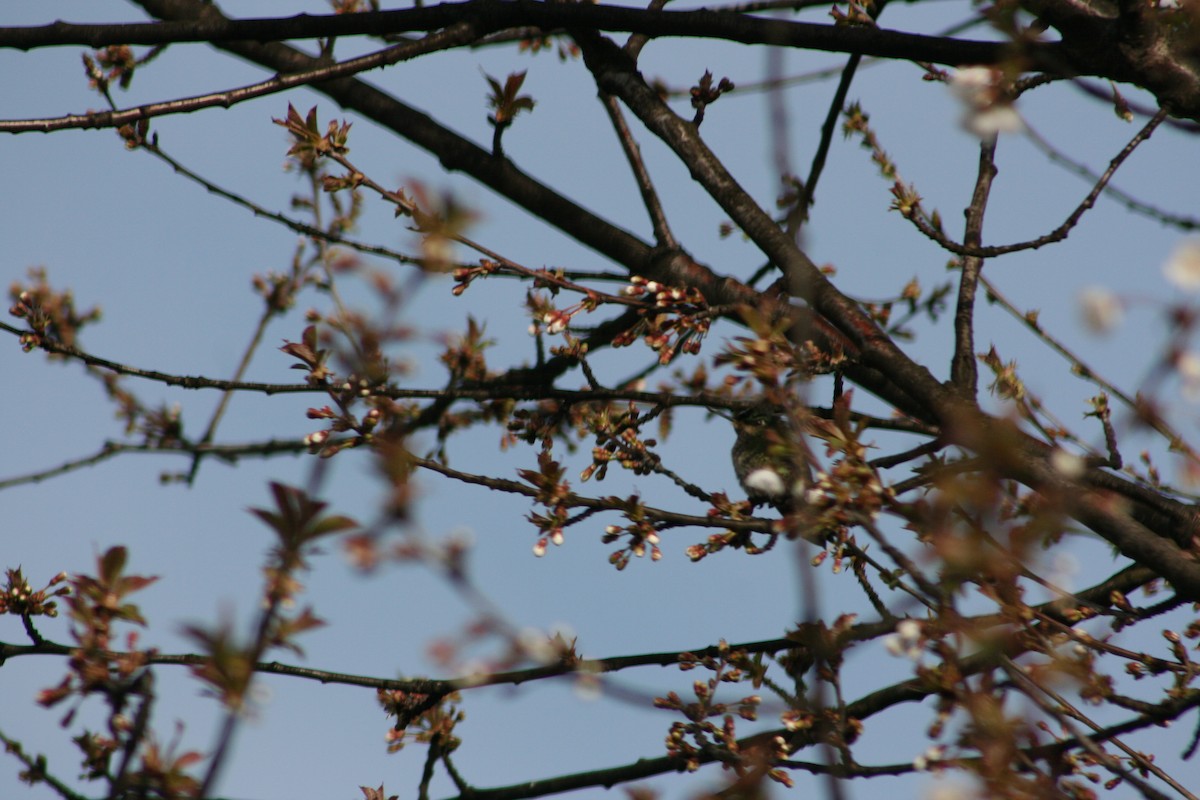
top-left (4, 1), bottom-right (1200, 799)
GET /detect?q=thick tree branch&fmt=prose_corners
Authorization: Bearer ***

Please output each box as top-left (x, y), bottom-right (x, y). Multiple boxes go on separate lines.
top-left (117, 0), bottom-right (652, 273)
top-left (569, 32), bottom-right (1200, 598)
top-left (1022, 0), bottom-right (1200, 117)
top-left (122, 0), bottom-right (939, 428)
top-left (3, 1), bottom-right (1057, 71)
top-left (573, 28), bottom-right (949, 414)
top-left (19, 0), bottom-right (1200, 117)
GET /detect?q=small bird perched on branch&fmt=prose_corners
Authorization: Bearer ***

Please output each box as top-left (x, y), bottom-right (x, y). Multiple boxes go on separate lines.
top-left (730, 405), bottom-right (806, 510)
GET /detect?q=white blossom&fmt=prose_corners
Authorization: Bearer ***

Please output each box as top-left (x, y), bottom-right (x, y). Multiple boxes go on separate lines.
top-left (1078, 286), bottom-right (1122, 333)
top-left (964, 106), bottom-right (1022, 137)
top-left (1047, 552), bottom-right (1079, 590)
top-left (1177, 351), bottom-right (1200, 401)
top-left (1050, 449), bottom-right (1086, 479)
top-left (573, 673), bottom-right (602, 701)
top-left (1164, 238), bottom-right (1200, 291)
top-left (885, 618), bottom-right (924, 660)
top-left (949, 66), bottom-right (992, 96)
top-left (913, 745), bottom-right (945, 772)
top-left (948, 67), bottom-right (1022, 138)
top-left (518, 628), bottom-right (559, 664)
top-left (926, 780), bottom-right (973, 800)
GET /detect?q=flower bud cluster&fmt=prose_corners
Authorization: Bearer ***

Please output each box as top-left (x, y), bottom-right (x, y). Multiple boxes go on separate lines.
top-left (613, 276), bottom-right (710, 364)
top-left (798, 422), bottom-right (891, 533)
top-left (521, 452), bottom-right (572, 557)
top-left (8, 290), bottom-right (32, 318)
top-left (603, 522), bottom-right (662, 570)
top-left (622, 276), bottom-right (684, 304)
top-left (533, 309), bottom-right (572, 336)
top-left (525, 291), bottom-right (592, 338)
top-left (8, 271), bottom-right (102, 354)
top-left (0, 568), bottom-right (70, 617)
top-left (658, 643), bottom-right (792, 785)
top-left (584, 408), bottom-right (661, 481)
top-left (686, 530), bottom-right (743, 562)
top-left (304, 398), bottom-right (386, 457)
top-left (252, 271), bottom-right (298, 313)
top-left (716, 332), bottom-right (813, 390)
top-left (376, 689), bottom-right (463, 754)
top-left (451, 259), bottom-right (501, 297)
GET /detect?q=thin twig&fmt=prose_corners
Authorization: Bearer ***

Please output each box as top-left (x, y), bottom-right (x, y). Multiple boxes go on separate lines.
top-left (904, 110), bottom-right (1168, 258)
top-left (1024, 115), bottom-right (1200, 232)
top-left (1002, 656), bottom-right (1188, 800)
top-left (978, 275), bottom-right (1200, 465)
top-left (186, 303), bottom-right (276, 484)
top-left (788, 0), bottom-right (894, 241)
top-left (949, 134), bottom-right (997, 395)
top-left (142, 139), bottom-right (427, 266)
top-left (788, 52), bottom-right (862, 238)
top-left (0, 320), bottom-right (313, 393)
top-left (598, 92), bottom-right (677, 248)
top-left (0, 728), bottom-right (89, 800)
top-left (0, 22), bottom-right (485, 134)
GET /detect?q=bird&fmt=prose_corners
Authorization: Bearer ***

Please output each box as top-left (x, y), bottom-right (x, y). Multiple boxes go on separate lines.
top-left (730, 405), bottom-right (804, 510)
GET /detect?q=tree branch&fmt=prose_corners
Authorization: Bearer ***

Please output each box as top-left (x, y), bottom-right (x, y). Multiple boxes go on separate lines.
top-left (948, 135), bottom-right (997, 396)
top-left (0, 22), bottom-right (484, 134)
top-left (1, 1), bottom-right (1059, 73)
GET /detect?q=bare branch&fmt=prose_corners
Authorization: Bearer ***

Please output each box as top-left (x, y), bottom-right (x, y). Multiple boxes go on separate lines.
top-left (0, 22), bottom-right (484, 134)
top-left (0, 2), bottom-right (1057, 71)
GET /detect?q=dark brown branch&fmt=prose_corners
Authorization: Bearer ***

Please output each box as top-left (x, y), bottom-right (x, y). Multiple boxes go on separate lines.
top-left (435, 750), bottom-right (696, 800)
top-left (948, 135), bottom-right (997, 396)
top-left (0, 439), bottom-right (312, 492)
top-left (904, 109), bottom-right (1168, 259)
top-left (1071, 78), bottom-right (1200, 135)
top-left (598, 92), bottom-right (677, 249)
top-left (1025, 111), bottom-right (1199, 231)
top-left (131, 0), bottom-right (653, 274)
top-left (9, 1), bottom-right (1200, 119)
top-left (0, 559), bottom-right (1151, 695)
top-left (786, 0), bottom-right (892, 240)
top-left (0, 634), bottom-right (804, 695)
top-left (0, 320), bottom-right (315, 393)
top-left (409, 452), bottom-right (774, 534)
top-left (789, 51), bottom-right (861, 238)
top-left (0, 728), bottom-right (89, 800)
top-left (1, 1), bottom-right (1060, 73)
top-left (0, 22), bottom-right (484, 134)
top-left (977, 274), bottom-right (1200, 470)
top-left (0, 319), bottom-right (935, 434)
top-left (572, 28), bottom-right (950, 418)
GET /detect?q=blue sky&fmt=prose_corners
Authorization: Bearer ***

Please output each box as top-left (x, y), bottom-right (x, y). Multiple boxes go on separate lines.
top-left (3, 2), bottom-right (1200, 799)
